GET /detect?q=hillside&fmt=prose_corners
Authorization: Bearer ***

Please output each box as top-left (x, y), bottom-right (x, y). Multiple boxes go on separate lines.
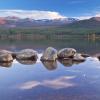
top-left (0, 17), bottom-right (100, 35)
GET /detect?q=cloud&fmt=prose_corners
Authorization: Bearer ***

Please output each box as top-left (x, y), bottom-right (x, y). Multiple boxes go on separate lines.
top-left (74, 16), bottom-right (93, 20)
top-left (74, 10), bottom-right (100, 20)
top-left (0, 9), bottom-right (66, 19)
top-left (95, 12), bottom-right (100, 17)
top-left (14, 76), bottom-right (76, 90)
top-left (1, 9), bottom-right (100, 20)
top-left (74, 14), bottom-right (100, 20)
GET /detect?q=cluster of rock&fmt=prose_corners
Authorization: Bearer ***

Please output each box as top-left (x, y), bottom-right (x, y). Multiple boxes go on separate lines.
top-left (0, 49), bottom-right (38, 67)
top-left (41, 47), bottom-right (90, 62)
top-left (0, 47), bottom-right (94, 68)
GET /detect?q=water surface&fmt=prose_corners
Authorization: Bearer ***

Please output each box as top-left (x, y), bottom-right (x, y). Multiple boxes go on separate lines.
top-left (0, 38), bottom-right (100, 100)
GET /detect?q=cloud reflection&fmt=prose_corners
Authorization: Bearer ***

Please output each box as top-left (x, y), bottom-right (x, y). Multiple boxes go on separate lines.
top-left (42, 76), bottom-right (76, 89)
top-left (15, 76), bottom-right (76, 90)
top-left (17, 81), bottom-right (40, 90)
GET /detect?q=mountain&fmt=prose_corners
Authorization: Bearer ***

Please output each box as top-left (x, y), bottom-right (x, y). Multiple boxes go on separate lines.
top-left (0, 17), bottom-right (6, 25)
top-left (66, 17), bottom-right (100, 28)
top-left (0, 16), bottom-right (100, 35)
top-left (0, 16), bottom-right (79, 28)
top-left (0, 16), bottom-right (100, 33)
top-left (91, 17), bottom-right (100, 21)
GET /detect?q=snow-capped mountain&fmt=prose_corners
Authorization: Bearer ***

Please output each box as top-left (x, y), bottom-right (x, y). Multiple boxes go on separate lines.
top-left (0, 16), bottom-right (79, 27)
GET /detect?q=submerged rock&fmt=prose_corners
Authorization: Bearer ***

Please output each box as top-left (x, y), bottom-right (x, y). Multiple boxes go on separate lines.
top-left (41, 47), bottom-right (57, 61)
top-left (73, 53), bottom-right (85, 62)
top-left (0, 53), bottom-right (13, 62)
top-left (58, 48), bottom-right (76, 58)
top-left (42, 61), bottom-right (57, 70)
top-left (16, 49), bottom-right (38, 61)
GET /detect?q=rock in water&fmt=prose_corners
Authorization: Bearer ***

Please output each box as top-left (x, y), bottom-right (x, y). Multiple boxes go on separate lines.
top-left (73, 53), bottom-right (85, 62)
top-left (58, 48), bottom-right (76, 58)
top-left (16, 49), bottom-right (38, 60)
top-left (0, 50), bottom-right (16, 59)
top-left (41, 47), bottom-right (57, 61)
top-left (0, 53), bottom-right (13, 62)
top-left (0, 50), bottom-right (10, 53)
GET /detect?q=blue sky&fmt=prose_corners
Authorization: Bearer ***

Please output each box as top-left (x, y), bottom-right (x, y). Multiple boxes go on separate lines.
top-left (0, 0), bottom-right (100, 19)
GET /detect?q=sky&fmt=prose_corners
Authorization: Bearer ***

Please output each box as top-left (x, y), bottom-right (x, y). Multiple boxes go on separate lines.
top-left (0, 0), bottom-right (100, 19)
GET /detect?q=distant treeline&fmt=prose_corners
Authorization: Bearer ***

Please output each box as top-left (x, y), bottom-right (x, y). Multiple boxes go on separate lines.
top-left (0, 27), bottom-right (100, 40)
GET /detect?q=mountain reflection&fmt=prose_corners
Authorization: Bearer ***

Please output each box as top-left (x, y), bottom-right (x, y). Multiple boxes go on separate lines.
top-left (42, 61), bottom-right (57, 70)
top-left (16, 59), bottom-right (37, 65)
top-left (0, 62), bottom-right (12, 68)
top-left (58, 59), bottom-right (85, 67)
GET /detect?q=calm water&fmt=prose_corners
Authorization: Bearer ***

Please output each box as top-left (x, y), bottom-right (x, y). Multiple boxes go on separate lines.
top-left (0, 38), bottom-right (100, 54)
top-left (0, 38), bottom-right (100, 100)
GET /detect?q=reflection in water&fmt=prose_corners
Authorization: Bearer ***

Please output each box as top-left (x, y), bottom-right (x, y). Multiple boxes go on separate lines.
top-left (0, 57), bottom-right (100, 100)
top-left (58, 59), bottom-right (73, 67)
top-left (16, 59), bottom-right (37, 65)
top-left (0, 38), bottom-right (100, 54)
top-left (58, 59), bottom-right (84, 67)
top-left (73, 60), bottom-right (84, 65)
top-left (15, 76), bottom-right (76, 90)
top-left (0, 62), bottom-right (12, 68)
top-left (16, 81), bottom-right (40, 90)
top-left (42, 76), bottom-right (76, 89)
top-left (42, 61), bottom-right (57, 70)
top-left (0, 38), bottom-right (100, 100)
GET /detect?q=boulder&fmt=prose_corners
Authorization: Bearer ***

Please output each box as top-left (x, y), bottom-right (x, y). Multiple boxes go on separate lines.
top-left (0, 50), bottom-right (16, 59)
top-left (0, 50), bottom-right (12, 54)
top-left (41, 47), bottom-right (57, 61)
top-left (42, 61), bottom-right (57, 70)
top-left (73, 53), bottom-right (85, 62)
top-left (58, 48), bottom-right (76, 58)
top-left (0, 53), bottom-right (13, 62)
top-left (16, 49), bottom-right (38, 60)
